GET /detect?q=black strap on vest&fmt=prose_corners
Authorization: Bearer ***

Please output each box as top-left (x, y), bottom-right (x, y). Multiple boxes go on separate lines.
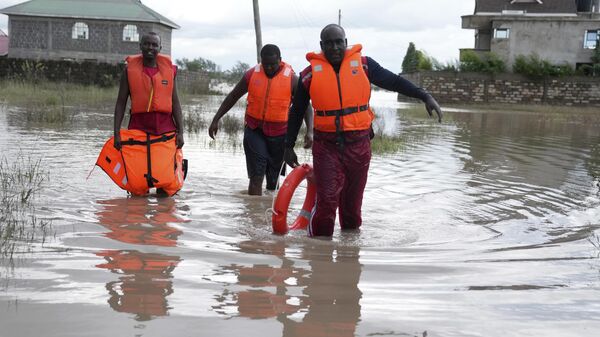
top-left (145, 133), bottom-right (155, 188)
top-left (119, 132), bottom-right (176, 189)
top-left (315, 104), bottom-right (369, 117)
top-left (120, 133), bottom-right (175, 146)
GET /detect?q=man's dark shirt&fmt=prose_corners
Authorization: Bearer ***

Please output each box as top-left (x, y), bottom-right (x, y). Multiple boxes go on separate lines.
top-left (285, 56), bottom-right (430, 148)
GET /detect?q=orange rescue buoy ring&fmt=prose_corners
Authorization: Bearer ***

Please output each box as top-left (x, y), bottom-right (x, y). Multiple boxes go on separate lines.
top-left (272, 163), bottom-right (317, 235)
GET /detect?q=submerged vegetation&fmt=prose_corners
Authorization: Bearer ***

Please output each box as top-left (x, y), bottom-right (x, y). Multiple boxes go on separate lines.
top-left (220, 114), bottom-right (244, 134)
top-left (0, 80), bottom-right (117, 107)
top-left (184, 105), bottom-right (208, 134)
top-left (0, 155), bottom-right (52, 260)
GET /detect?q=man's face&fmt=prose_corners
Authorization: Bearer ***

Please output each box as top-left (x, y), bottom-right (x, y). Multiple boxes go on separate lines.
top-left (320, 27), bottom-right (347, 66)
top-left (261, 54), bottom-right (281, 77)
top-left (140, 35), bottom-right (161, 60)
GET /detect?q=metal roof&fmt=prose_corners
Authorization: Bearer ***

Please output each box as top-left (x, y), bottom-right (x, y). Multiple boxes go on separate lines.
top-left (0, 0), bottom-right (179, 29)
top-left (475, 0), bottom-right (578, 14)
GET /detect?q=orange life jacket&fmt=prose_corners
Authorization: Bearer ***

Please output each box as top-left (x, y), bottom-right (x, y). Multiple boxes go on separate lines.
top-left (246, 62), bottom-right (293, 122)
top-left (126, 54), bottom-right (174, 114)
top-left (96, 129), bottom-right (185, 196)
top-left (307, 44), bottom-right (374, 133)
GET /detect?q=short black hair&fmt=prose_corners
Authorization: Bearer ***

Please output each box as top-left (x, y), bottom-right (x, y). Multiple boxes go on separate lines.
top-left (141, 31), bottom-right (161, 44)
top-left (320, 24), bottom-right (345, 40)
top-left (260, 44), bottom-right (281, 59)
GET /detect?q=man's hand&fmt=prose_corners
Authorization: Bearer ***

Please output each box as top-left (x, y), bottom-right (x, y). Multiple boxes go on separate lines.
top-left (208, 119), bottom-right (219, 139)
top-left (113, 134), bottom-right (122, 150)
top-left (424, 95), bottom-right (443, 123)
top-left (284, 148), bottom-right (299, 168)
top-left (303, 131), bottom-right (313, 149)
top-left (176, 132), bottom-right (184, 149)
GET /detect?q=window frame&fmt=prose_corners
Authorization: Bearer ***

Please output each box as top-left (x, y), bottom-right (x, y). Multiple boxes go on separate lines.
top-left (71, 22), bottom-right (89, 40)
top-left (584, 30), bottom-right (599, 49)
top-left (122, 24), bottom-right (140, 42)
top-left (494, 28), bottom-right (510, 39)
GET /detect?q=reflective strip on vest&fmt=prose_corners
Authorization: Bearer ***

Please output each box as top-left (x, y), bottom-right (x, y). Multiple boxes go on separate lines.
top-left (113, 162), bottom-right (121, 175)
top-left (245, 62), bottom-right (293, 123)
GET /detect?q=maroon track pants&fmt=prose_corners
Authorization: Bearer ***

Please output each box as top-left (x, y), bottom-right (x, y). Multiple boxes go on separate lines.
top-left (308, 137), bottom-right (371, 237)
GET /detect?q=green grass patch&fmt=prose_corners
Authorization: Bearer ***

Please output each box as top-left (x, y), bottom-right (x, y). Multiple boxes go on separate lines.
top-left (0, 80), bottom-right (117, 107)
top-left (371, 134), bottom-right (405, 155)
top-left (24, 102), bottom-right (74, 124)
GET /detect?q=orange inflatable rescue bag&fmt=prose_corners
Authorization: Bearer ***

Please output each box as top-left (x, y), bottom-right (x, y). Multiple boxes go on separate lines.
top-left (96, 129), bottom-right (186, 196)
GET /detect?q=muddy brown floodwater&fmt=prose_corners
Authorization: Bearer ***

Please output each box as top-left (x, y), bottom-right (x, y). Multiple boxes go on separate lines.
top-left (1, 90), bottom-right (600, 337)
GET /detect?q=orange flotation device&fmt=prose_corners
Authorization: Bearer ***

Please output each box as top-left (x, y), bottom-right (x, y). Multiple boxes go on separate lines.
top-left (96, 129), bottom-right (186, 196)
top-left (272, 164), bottom-right (317, 234)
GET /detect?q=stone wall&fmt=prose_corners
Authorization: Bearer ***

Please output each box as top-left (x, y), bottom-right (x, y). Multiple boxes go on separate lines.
top-left (176, 70), bottom-right (210, 94)
top-left (7, 16), bottom-right (173, 64)
top-left (400, 71), bottom-right (600, 106)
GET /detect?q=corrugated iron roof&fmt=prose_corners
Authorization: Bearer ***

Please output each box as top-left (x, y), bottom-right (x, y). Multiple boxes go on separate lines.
top-left (475, 0), bottom-right (578, 14)
top-left (0, 0), bottom-right (179, 29)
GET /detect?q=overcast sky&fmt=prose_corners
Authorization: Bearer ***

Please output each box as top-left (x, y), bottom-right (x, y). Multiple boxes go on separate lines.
top-left (0, 0), bottom-right (476, 73)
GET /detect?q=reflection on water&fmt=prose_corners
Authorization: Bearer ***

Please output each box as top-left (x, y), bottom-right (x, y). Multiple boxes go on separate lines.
top-left (96, 250), bottom-right (180, 321)
top-left (210, 240), bottom-right (362, 337)
top-left (95, 197), bottom-right (185, 321)
top-left (96, 198), bottom-right (184, 246)
top-left (1, 94), bottom-right (600, 336)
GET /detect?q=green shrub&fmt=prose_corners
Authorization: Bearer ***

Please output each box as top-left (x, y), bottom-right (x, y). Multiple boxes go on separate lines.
top-left (433, 59), bottom-right (459, 72)
top-left (460, 50), bottom-right (505, 74)
top-left (416, 50), bottom-right (433, 71)
top-left (513, 54), bottom-right (574, 79)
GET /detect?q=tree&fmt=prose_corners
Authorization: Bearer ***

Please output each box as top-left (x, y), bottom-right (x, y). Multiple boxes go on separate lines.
top-left (416, 50), bottom-right (433, 71)
top-left (175, 57), bottom-right (221, 73)
top-left (223, 61), bottom-right (251, 83)
top-left (401, 42), bottom-right (419, 73)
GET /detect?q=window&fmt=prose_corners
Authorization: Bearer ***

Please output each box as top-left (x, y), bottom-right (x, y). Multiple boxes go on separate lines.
top-left (123, 25), bottom-right (139, 42)
top-left (584, 30), bottom-right (599, 49)
top-left (494, 28), bottom-right (510, 39)
top-left (72, 22), bottom-right (89, 40)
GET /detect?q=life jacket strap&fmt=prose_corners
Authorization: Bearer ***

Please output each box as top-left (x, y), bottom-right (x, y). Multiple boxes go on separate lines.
top-left (120, 132), bottom-right (176, 146)
top-left (315, 104), bottom-right (369, 117)
top-left (146, 133), bottom-right (154, 187)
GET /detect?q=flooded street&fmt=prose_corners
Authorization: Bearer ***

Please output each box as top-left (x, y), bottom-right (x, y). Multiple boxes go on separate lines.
top-left (1, 90), bottom-right (600, 337)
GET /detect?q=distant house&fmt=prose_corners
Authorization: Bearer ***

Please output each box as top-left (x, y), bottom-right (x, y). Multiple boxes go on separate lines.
top-left (0, 29), bottom-right (7, 56)
top-left (0, 0), bottom-right (179, 63)
top-left (462, 0), bottom-right (600, 69)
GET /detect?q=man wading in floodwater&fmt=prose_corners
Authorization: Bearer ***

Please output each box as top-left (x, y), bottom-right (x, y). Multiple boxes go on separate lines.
top-left (111, 32), bottom-right (185, 196)
top-left (284, 24), bottom-right (443, 237)
top-left (209, 44), bottom-right (312, 195)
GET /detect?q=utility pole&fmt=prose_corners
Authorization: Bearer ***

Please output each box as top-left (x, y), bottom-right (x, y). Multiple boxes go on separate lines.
top-left (338, 9), bottom-right (341, 25)
top-left (253, 0), bottom-right (263, 63)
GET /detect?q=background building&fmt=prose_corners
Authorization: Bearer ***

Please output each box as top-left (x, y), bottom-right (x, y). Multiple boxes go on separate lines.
top-left (462, 0), bottom-right (600, 69)
top-left (0, 29), bottom-right (7, 56)
top-left (0, 0), bottom-right (179, 63)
